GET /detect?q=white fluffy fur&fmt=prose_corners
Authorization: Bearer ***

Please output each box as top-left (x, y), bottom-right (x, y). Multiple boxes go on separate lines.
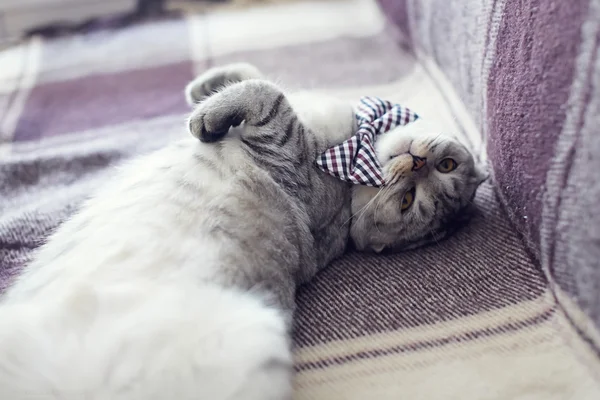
top-left (0, 67), bottom-right (359, 397)
top-left (0, 141), bottom-right (294, 400)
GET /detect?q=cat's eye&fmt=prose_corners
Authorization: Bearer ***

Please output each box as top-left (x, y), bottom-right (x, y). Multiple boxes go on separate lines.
top-left (437, 158), bottom-right (458, 173)
top-left (401, 187), bottom-right (416, 211)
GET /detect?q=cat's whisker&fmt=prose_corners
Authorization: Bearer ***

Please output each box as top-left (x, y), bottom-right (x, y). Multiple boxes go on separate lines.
top-left (429, 227), bottom-right (442, 247)
top-left (342, 194), bottom-right (376, 228)
top-left (341, 186), bottom-right (385, 229)
top-left (340, 199), bottom-right (369, 228)
top-left (373, 185), bottom-right (394, 234)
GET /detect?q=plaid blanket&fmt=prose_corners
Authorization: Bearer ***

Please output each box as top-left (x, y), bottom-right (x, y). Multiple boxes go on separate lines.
top-left (1, 0), bottom-right (599, 398)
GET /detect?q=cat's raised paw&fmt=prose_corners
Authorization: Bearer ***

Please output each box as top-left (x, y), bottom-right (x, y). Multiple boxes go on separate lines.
top-left (188, 104), bottom-right (244, 143)
top-left (187, 78), bottom-right (285, 143)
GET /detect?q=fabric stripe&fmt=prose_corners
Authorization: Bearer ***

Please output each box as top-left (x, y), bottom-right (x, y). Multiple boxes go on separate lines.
top-left (296, 307), bottom-right (555, 372)
top-left (13, 61), bottom-right (193, 141)
top-left (202, 0), bottom-right (385, 57)
top-left (0, 37), bottom-right (42, 152)
top-left (295, 320), bottom-right (599, 399)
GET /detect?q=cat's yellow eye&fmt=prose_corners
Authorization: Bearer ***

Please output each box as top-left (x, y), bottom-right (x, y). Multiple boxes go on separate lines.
top-left (401, 187), bottom-right (416, 211)
top-left (437, 158), bottom-right (458, 173)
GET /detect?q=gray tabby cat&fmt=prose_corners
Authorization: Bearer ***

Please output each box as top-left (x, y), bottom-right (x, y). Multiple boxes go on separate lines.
top-left (0, 63), bottom-right (485, 400)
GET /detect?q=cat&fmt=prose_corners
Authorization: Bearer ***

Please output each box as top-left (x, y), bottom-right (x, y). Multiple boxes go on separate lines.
top-left (0, 63), bottom-right (486, 400)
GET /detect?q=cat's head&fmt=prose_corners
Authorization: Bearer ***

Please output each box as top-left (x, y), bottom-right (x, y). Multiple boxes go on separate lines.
top-left (350, 119), bottom-right (487, 253)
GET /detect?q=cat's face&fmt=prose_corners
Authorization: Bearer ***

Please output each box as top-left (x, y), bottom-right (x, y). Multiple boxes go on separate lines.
top-left (350, 119), bottom-right (487, 253)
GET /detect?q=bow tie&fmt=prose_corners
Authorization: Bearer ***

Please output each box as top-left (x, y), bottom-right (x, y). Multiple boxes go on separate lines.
top-left (316, 96), bottom-right (419, 187)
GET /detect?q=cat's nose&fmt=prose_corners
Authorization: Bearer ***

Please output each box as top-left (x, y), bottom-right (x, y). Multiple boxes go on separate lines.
top-left (411, 155), bottom-right (427, 171)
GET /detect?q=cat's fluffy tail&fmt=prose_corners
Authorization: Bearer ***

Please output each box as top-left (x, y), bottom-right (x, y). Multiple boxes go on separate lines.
top-left (0, 284), bottom-right (293, 400)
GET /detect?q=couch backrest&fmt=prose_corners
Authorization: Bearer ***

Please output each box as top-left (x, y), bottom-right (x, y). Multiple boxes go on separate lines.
top-left (377, 0), bottom-right (600, 344)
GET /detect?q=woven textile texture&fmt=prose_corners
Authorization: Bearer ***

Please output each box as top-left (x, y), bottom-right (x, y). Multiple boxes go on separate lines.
top-left (1, 0), bottom-right (599, 397)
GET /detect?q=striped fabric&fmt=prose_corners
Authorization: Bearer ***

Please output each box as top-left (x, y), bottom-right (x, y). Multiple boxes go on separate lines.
top-left (1, 0), bottom-right (599, 398)
top-left (316, 96), bottom-right (419, 187)
top-left (377, 0), bottom-right (600, 390)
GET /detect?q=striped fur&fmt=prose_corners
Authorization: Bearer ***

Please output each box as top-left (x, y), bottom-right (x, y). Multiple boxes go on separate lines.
top-left (186, 64), bottom-right (359, 292)
top-left (186, 64), bottom-right (486, 254)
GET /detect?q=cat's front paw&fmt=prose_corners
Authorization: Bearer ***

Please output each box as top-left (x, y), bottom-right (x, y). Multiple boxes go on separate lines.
top-left (188, 79), bottom-right (284, 143)
top-left (188, 96), bottom-right (244, 143)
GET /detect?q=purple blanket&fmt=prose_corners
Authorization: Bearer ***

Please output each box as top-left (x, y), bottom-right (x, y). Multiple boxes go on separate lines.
top-left (1, 0), bottom-right (599, 396)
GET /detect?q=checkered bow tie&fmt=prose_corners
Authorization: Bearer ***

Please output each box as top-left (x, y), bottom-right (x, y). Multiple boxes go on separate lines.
top-left (316, 96), bottom-right (419, 187)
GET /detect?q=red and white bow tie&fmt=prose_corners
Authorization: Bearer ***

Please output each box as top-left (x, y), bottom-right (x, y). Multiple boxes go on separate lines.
top-left (316, 96), bottom-right (419, 187)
